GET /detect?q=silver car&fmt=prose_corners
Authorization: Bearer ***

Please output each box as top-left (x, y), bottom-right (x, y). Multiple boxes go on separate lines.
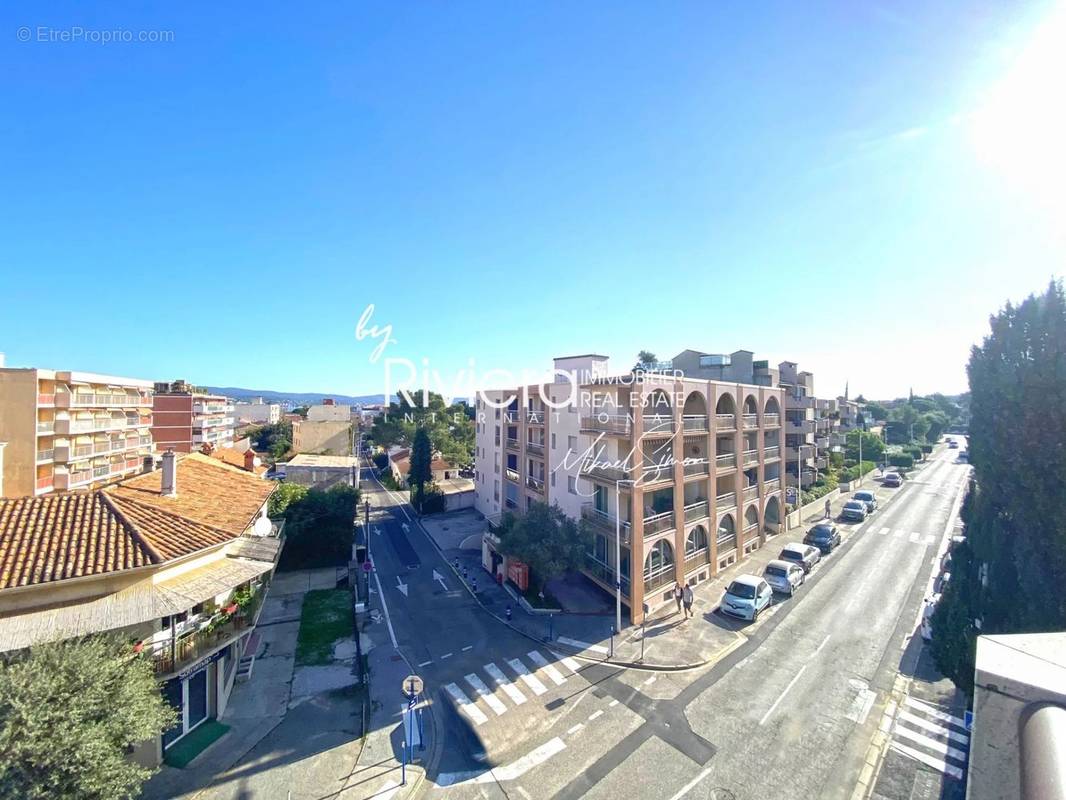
top-left (853, 490), bottom-right (877, 513)
top-left (763, 559), bottom-right (806, 596)
top-left (779, 542), bottom-right (821, 574)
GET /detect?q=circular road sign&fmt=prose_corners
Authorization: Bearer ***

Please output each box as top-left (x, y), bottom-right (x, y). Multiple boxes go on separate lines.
top-left (362, 560), bottom-right (373, 573)
top-left (402, 675), bottom-right (424, 698)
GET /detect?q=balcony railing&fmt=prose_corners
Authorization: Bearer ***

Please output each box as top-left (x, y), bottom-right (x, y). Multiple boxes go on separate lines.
top-left (743, 522), bottom-right (759, 540)
top-left (37, 393), bottom-right (55, 406)
top-left (580, 504), bottom-right (631, 544)
top-left (684, 550), bottom-right (711, 575)
top-left (504, 468), bottom-right (520, 482)
top-left (640, 464), bottom-right (673, 486)
top-left (145, 598), bottom-right (262, 677)
top-left (763, 413), bottom-right (780, 427)
top-left (35, 476), bottom-right (53, 491)
top-left (742, 414), bottom-right (759, 429)
top-left (526, 410), bottom-right (545, 424)
top-left (717, 528), bottom-right (738, 548)
top-left (505, 438), bottom-right (521, 452)
top-left (684, 500), bottom-right (709, 522)
top-left (504, 410), bottom-right (520, 424)
top-left (764, 477), bottom-right (781, 492)
top-left (642, 416), bottom-right (675, 435)
top-left (716, 451), bottom-right (737, 469)
top-left (36, 422), bottom-right (54, 434)
top-left (585, 554), bottom-right (630, 595)
top-left (764, 445), bottom-right (780, 461)
top-left (716, 491), bottom-right (737, 510)
top-left (36, 449), bottom-right (54, 463)
top-left (526, 475), bottom-right (545, 494)
top-left (683, 460), bottom-right (710, 477)
top-left (643, 566), bottom-right (675, 592)
top-left (526, 441), bottom-right (545, 457)
top-left (581, 414), bottom-right (632, 435)
top-left (581, 462), bottom-right (631, 483)
top-left (642, 509), bottom-right (675, 537)
top-left (742, 449), bottom-right (760, 466)
top-left (716, 413), bottom-right (736, 430)
top-left (682, 415), bottom-right (708, 432)
top-left (743, 484), bottom-right (759, 501)
top-left (58, 392), bottom-right (149, 408)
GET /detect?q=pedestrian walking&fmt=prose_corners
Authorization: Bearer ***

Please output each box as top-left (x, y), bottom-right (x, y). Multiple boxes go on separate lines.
top-left (673, 582), bottom-right (684, 614)
top-left (682, 584), bottom-right (694, 619)
top-left (824, 498), bottom-right (832, 519)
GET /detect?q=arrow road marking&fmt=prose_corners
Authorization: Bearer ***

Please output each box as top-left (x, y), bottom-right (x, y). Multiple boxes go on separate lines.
top-left (432, 568), bottom-right (449, 591)
top-left (396, 576), bottom-right (408, 598)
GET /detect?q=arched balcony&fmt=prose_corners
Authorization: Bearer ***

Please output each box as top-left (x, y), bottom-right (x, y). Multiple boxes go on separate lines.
top-left (643, 539), bottom-right (675, 591)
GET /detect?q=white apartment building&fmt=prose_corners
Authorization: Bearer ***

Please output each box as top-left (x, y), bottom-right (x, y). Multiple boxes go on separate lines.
top-left (233, 399), bottom-right (281, 426)
top-left (474, 355), bottom-right (787, 624)
top-left (0, 367), bottom-right (155, 498)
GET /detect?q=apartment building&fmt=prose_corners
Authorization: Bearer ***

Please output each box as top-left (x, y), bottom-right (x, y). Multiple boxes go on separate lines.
top-left (233, 398), bottom-right (281, 426)
top-left (0, 366), bottom-right (155, 498)
top-left (306, 400), bottom-right (352, 422)
top-left (474, 355), bottom-right (786, 624)
top-left (0, 452), bottom-right (280, 766)
top-left (152, 380), bottom-right (236, 453)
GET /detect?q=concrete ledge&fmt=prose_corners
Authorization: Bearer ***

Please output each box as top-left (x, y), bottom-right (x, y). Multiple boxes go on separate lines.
top-left (517, 596), bottom-right (562, 615)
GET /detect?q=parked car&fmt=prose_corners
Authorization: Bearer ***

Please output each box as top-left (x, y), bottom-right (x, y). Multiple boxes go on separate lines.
top-left (778, 542), bottom-right (821, 574)
top-left (948, 440), bottom-right (959, 449)
top-left (840, 500), bottom-right (868, 522)
top-left (720, 575), bottom-right (774, 621)
top-left (883, 472), bottom-right (903, 487)
top-left (763, 559), bottom-right (806, 596)
top-left (804, 522), bottom-right (841, 554)
top-left (853, 490), bottom-right (877, 513)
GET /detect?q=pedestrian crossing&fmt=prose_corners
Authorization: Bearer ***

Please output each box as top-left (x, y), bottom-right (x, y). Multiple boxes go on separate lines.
top-left (444, 649), bottom-right (582, 727)
top-left (875, 527), bottom-right (936, 546)
top-left (889, 696), bottom-right (969, 781)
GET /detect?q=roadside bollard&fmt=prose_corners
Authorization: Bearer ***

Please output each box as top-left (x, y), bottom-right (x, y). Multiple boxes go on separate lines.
top-left (609, 626), bottom-right (614, 658)
top-left (462, 567), bottom-right (468, 581)
top-left (506, 605), bottom-right (512, 622)
top-left (472, 577), bottom-right (478, 594)
top-left (401, 740), bottom-right (407, 785)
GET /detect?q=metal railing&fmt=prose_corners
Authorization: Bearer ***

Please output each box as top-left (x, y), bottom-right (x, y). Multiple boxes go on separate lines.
top-left (683, 460), bottom-right (709, 477)
top-left (504, 468), bottom-right (520, 482)
top-left (643, 566), bottom-right (675, 592)
top-left (743, 449), bottom-right (760, 466)
top-left (642, 416), bottom-right (675, 435)
top-left (684, 550), bottom-right (711, 575)
top-left (716, 413), bottom-right (736, 430)
top-left (581, 415), bottom-right (632, 435)
top-left (764, 445), bottom-right (781, 460)
top-left (682, 415), bottom-right (708, 432)
top-left (581, 462), bottom-right (631, 483)
top-left (585, 555), bottom-right (630, 594)
top-left (526, 410), bottom-right (545, 424)
top-left (526, 475), bottom-right (545, 493)
top-left (716, 491), bottom-right (737, 509)
top-left (763, 413), bottom-right (780, 427)
top-left (742, 484), bottom-right (759, 501)
top-left (764, 478), bottom-right (781, 492)
top-left (580, 505), bottom-right (631, 544)
top-left (525, 441), bottom-right (545, 457)
top-left (36, 449), bottom-right (54, 462)
top-left (684, 500), bottom-right (709, 522)
top-left (742, 414), bottom-right (759, 429)
top-left (37, 393), bottom-right (55, 405)
top-left (505, 438), bottom-right (520, 452)
top-left (36, 422), bottom-right (54, 434)
top-left (716, 452), bottom-right (737, 468)
top-left (642, 510), bottom-right (675, 537)
top-left (35, 476), bottom-right (53, 491)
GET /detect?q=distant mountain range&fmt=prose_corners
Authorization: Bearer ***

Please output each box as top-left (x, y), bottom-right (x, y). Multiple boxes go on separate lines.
top-left (205, 387), bottom-right (389, 407)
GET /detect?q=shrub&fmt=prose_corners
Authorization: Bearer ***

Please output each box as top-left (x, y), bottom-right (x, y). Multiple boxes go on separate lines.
top-left (372, 452), bottom-right (389, 471)
top-left (920, 444), bottom-right (934, 454)
top-left (840, 460), bottom-right (878, 483)
top-left (889, 453), bottom-right (915, 469)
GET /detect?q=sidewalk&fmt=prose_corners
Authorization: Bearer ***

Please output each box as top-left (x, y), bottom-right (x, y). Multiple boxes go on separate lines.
top-left (433, 457), bottom-right (938, 671)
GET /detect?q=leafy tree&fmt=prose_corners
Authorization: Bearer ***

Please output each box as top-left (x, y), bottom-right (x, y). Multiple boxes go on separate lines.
top-left (277, 484), bottom-right (360, 570)
top-left (367, 391), bottom-right (474, 468)
top-left (269, 481), bottom-right (309, 516)
top-left (864, 402), bottom-right (889, 421)
top-left (291, 405), bottom-right (309, 418)
top-left (496, 502), bottom-right (592, 593)
top-left (931, 281), bottom-right (1066, 693)
top-left (636, 350), bottom-right (657, 366)
top-left (0, 637), bottom-right (177, 800)
top-left (844, 430), bottom-right (885, 464)
top-left (408, 427), bottom-right (433, 501)
top-left (247, 421), bottom-right (293, 462)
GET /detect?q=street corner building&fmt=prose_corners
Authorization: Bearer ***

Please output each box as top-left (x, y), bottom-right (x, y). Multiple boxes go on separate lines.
top-left (472, 354), bottom-right (790, 625)
top-left (0, 451), bottom-right (282, 767)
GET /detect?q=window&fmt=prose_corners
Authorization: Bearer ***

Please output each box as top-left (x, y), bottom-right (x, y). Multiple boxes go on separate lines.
top-left (551, 472), bottom-right (556, 487)
top-left (568, 476), bottom-right (577, 494)
top-left (551, 433), bottom-right (556, 449)
top-left (567, 435), bottom-right (577, 452)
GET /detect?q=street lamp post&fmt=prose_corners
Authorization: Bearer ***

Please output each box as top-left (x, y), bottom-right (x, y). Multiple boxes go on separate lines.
top-left (614, 478), bottom-right (636, 636)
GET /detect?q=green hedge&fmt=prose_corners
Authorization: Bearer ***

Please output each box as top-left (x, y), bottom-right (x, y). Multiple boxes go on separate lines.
top-left (840, 460), bottom-right (878, 483)
top-left (889, 453), bottom-right (915, 469)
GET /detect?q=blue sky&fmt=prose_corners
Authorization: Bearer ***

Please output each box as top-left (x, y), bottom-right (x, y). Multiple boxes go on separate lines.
top-left (2, 2), bottom-right (1063, 400)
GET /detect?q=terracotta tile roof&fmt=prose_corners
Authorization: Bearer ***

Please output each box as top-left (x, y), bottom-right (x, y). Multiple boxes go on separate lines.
top-left (107, 453), bottom-right (274, 537)
top-left (0, 493), bottom-right (155, 590)
top-left (391, 452), bottom-right (454, 476)
top-left (209, 447), bottom-right (269, 476)
top-left (0, 453), bottom-right (276, 591)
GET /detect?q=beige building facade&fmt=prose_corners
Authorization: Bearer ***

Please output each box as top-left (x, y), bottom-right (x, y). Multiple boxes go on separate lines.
top-left (0, 367), bottom-right (155, 498)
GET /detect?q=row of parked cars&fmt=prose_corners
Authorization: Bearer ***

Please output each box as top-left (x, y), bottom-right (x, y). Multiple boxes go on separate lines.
top-left (719, 479), bottom-right (906, 621)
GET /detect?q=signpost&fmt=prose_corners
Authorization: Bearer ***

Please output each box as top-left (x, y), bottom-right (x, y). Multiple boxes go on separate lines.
top-left (400, 675), bottom-right (425, 784)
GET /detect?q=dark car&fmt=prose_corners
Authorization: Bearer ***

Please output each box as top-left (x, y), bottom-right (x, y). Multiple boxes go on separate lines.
top-left (883, 472), bottom-right (903, 487)
top-left (804, 523), bottom-right (841, 554)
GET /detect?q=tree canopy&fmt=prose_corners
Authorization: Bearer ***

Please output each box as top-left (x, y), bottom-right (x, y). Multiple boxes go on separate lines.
top-left (367, 392), bottom-right (473, 468)
top-left (408, 427), bottom-right (433, 498)
top-left (496, 502), bottom-right (592, 593)
top-left (931, 280), bottom-right (1066, 693)
top-left (276, 484), bottom-right (360, 570)
top-left (0, 637), bottom-right (177, 800)
top-left (247, 420), bottom-right (293, 461)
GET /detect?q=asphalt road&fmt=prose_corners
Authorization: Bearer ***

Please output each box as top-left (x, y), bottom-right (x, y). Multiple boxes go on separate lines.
top-left (362, 444), bottom-right (971, 800)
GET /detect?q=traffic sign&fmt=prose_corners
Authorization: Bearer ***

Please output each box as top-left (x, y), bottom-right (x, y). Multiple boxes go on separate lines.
top-left (402, 675), bottom-right (424, 698)
top-left (964, 709), bottom-right (974, 731)
top-left (362, 560), bottom-right (373, 573)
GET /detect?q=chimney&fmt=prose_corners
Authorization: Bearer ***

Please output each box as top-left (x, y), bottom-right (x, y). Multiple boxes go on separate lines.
top-left (161, 450), bottom-right (177, 496)
top-left (141, 454), bottom-right (155, 474)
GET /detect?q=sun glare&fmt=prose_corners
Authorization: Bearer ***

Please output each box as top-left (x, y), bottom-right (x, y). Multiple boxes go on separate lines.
top-left (970, 3), bottom-right (1066, 212)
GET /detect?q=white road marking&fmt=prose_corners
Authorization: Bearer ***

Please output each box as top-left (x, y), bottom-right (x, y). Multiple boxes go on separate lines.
top-left (371, 565), bottom-right (398, 648)
top-left (508, 658), bottom-right (548, 696)
top-left (893, 528), bottom-right (904, 538)
top-left (516, 787), bottom-right (532, 800)
top-left (372, 779), bottom-right (402, 800)
top-left (904, 697), bottom-right (969, 729)
top-left (462, 645), bottom-right (474, 652)
top-left (813, 634), bottom-right (831, 656)
top-left (909, 531), bottom-right (921, 543)
top-left (491, 737), bottom-right (566, 782)
top-left (665, 766), bottom-right (714, 800)
top-left (441, 652), bottom-right (453, 660)
top-left (923, 533), bottom-right (936, 545)
top-left (878, 527), bottom-right (891, 535)
top-left (898, 710), bottom-right (970, 745)
top-left (464, 674), bottom-right (507, 716)
top-left (588, 709), bottom-right (604, 721)
top-left (893, 724), bottom-right (968, 762)
top-left (643, 676), bottom-right (656, 685)
top-left (567, 723), bottom-right (583, 735)
top-left (609, 699), bottom-right (619, 707)
top-left (557, 636), bottom-right (609, 654)
top-left (418, 660), bottom-right (433, 667)
top-left (550, 652), bottom-right (583, 673)
top-left (845, 686), bottom-right (876, 724)
top-left (759, 664), bottom-right (807, 726)
top-left (485, 662), bottom-right (527, 705)
top-left (527, 650), bottom-right (566, 685)
top-left (444, 683), bottom-right (488, 726)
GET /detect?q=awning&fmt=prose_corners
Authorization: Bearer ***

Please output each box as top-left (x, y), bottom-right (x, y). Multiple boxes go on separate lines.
top-left (0, 554), bottom-right (277, 654)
